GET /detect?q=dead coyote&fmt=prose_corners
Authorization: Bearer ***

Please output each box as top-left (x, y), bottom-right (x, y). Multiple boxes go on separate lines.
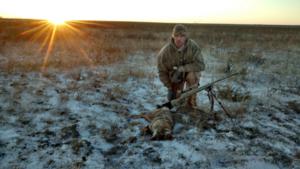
top-left (131, 107), bottom-right (174, 140)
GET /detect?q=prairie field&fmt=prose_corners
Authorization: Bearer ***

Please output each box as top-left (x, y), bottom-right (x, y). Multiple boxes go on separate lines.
top-left (0, 18), bottom-right (299, 169)
top-left (1, 18), bottom-right (299, 74)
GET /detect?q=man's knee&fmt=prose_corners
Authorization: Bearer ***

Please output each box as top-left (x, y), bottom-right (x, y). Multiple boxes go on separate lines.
top-left (168, 81), bottom-right (185, 101)
top-left (186, 72), bottom-right (200, 84)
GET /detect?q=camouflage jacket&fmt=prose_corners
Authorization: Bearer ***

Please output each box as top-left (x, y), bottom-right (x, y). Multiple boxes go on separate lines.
top-left (157, 38), bottom-right (205, 88)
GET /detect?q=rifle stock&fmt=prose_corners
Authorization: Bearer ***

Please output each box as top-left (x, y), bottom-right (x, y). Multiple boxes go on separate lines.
top-left (157, 72), bottom-right (240, 109)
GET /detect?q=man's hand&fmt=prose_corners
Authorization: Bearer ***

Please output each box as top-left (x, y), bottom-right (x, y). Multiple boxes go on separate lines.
top-left (173, 66), bottom-right (185, 72)
top-left (171, 66), bottom-right (184, 83)
top-left (178, 66), bottom-right (185, 72)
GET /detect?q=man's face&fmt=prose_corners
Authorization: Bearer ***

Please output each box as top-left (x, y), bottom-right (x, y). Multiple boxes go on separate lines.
top-left (173, 34), bottom-right (187, 49)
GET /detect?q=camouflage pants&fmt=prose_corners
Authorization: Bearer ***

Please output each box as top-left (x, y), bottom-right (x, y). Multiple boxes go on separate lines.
top-left (168, 72), bottom-right (200, 107)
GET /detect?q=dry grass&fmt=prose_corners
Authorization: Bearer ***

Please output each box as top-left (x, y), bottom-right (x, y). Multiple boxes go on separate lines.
top-left (104, 85), bottom-right (129, 101)
top-left (1, 18), bottom-right (299, 75)
top-left (110, 68), bottom-right (155, 82)
top-left (217, 85), bottom-right (251, 102)
top-left (0, 19), bottom-right (169, 72)
top-left (100, 124), bottom-right (121, 143)
top-left (229, 103), bottom-right (248, 118)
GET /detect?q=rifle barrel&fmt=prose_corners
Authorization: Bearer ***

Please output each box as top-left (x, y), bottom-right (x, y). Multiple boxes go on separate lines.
top-left (170, 72), bottom-right (240, 108)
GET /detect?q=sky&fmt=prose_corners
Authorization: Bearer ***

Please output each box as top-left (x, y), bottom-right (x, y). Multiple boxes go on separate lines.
top-left (0, 0), bottom-right (299, 25)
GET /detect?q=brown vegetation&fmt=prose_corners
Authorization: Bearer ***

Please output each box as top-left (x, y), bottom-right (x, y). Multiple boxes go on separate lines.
top-left (0, 18), bottom-right (300, 74)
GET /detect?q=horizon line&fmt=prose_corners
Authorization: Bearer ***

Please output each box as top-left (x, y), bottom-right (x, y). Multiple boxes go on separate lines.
top-left (1, 16), bottom-right (300, 27)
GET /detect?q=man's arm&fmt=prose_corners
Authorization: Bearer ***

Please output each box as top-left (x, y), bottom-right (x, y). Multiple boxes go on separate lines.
top-left (180, 41), bottom-right (205, 72)
top-left (157, 53), bottom-right (172, 89)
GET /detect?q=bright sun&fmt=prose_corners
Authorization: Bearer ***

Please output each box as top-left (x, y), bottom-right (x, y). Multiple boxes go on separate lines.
top-left (48, 18), bottom-right (66, 25)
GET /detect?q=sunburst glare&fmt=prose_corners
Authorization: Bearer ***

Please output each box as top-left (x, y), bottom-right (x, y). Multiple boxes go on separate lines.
top-left (48, 18), bottom-right (67, 25)
top-left (20, 20), bottom-right (96, 72)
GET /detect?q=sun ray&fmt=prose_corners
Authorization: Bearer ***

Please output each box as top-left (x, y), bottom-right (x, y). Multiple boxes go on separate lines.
top-left (59, 27), bottom-right (95, 67)
top-left (38, 27), bottom-right (53, 53)
top-left (64, 23), bottom-right (84, 35)
top-left (19, 19), bottom-right (103, 71)
top-left (79, 48), bottom-right (95, 67)
top-left (26, 24), bottom-right (52, 43)
top-left (57, 21), bottom-right (97, 67)
top-left (20, 21), bottom-right (49, 36)
top-left (41, 25), bottom-right (57, 71)
top-left (18, 21), bottom-right (56, 64)
top-left (69, 20), bottom-right (114, 28)
top-left (48, 18), bottom-right (66, 26)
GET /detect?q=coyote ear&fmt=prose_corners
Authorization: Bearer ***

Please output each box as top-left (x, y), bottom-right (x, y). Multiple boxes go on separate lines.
top-left (165, 134), bottom-right (173, 140)
top-left (141, 126), bottom-right (151, 135)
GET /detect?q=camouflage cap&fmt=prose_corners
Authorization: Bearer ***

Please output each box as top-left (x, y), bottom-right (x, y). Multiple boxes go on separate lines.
top-left (172, 24), bottom-right (188, 37)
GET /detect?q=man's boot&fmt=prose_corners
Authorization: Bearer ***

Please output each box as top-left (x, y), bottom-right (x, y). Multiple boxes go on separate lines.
top-left (167, 89), bottom-right (176, 101)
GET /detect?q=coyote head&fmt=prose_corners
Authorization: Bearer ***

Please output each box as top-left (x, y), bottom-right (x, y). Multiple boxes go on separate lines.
top-left (149, 107), bottom-right (174, 140)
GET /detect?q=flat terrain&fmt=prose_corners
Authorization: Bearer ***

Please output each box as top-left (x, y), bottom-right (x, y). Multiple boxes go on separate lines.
top-left (0, 18), bottom-right (299, 168)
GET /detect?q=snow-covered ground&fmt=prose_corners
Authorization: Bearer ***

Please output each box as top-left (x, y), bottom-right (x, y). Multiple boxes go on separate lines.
top-left (0, 51), bottom-right (299, 169)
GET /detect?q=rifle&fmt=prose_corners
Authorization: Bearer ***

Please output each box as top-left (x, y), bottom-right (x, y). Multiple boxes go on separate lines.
top-left (157, 72), bottom-right (240, 109)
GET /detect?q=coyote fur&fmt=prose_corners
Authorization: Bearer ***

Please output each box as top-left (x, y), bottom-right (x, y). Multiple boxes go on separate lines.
top-left (131, 107), bottom-right (174, 140)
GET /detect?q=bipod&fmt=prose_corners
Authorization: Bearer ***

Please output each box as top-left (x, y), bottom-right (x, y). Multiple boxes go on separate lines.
top-left (206, 85), bottom-right (233, 118)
